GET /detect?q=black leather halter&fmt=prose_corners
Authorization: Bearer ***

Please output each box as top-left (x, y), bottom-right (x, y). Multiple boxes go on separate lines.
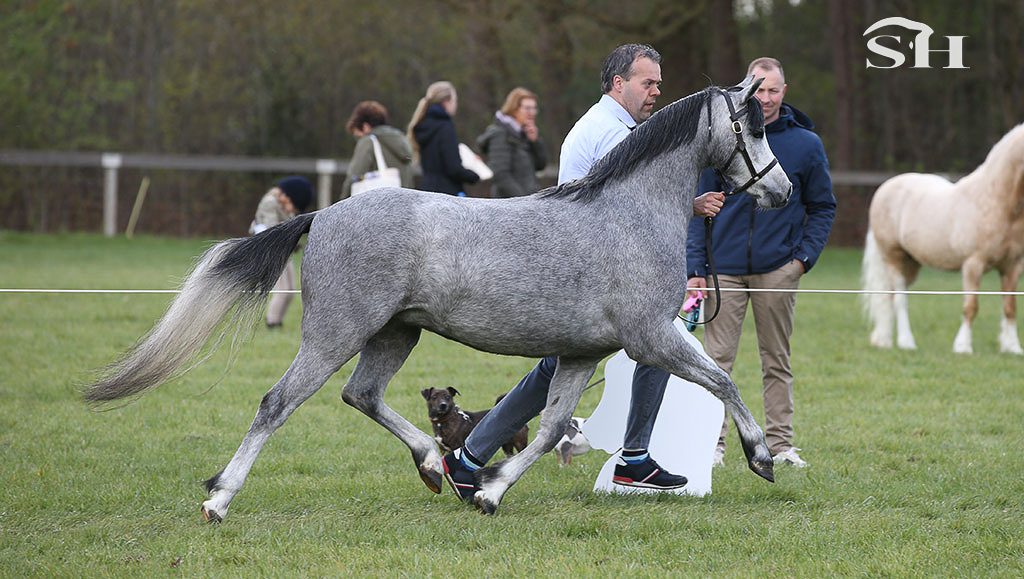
top-left (706, 87), bottom-right (778, 195)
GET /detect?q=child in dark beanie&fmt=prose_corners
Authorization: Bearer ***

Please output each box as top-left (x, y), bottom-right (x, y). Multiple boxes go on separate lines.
top-left (249, 175), bottom-right (315, 327)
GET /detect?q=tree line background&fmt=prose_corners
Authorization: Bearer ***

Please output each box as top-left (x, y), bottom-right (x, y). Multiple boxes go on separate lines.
top-left (1, 0), bottom-right (1021, 244)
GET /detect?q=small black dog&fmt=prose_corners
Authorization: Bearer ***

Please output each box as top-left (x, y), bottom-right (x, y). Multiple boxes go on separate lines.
top-left (421, 387), bottom-right (528, 456)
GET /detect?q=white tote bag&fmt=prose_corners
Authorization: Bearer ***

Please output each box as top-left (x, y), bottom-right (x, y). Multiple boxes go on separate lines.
top-left (459, 143), bottom-right (493, 181)
top-left (351, 134), bottom-right (403, 195)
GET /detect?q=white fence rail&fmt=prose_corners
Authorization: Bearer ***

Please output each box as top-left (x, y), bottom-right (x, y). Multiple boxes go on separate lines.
top-left (1, 150), bottom-right (348, 236)
top-left (0, 149), bottom-right (958, 237)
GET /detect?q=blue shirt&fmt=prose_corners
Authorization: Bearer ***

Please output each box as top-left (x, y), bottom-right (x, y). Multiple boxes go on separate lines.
top-left (558, 94), bottom-right (637, 184)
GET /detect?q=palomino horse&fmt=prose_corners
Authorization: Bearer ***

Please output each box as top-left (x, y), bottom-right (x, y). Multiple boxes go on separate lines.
top-left (85, 76), bottom-right (791, 520)
top-left (863, 123), bottom-right (1024, 354)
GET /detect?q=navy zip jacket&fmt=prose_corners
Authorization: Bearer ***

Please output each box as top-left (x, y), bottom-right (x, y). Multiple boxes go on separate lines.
top-left (413, 104), bottom-right (479, 195)
top-left (687, 103), bottom-right (836, 277)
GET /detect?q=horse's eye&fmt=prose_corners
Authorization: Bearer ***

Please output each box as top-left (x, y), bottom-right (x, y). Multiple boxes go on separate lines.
top-left (752, 128), bottom-right (765, 139)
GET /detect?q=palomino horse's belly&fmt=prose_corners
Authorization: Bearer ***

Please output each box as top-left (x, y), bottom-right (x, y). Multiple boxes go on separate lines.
top-left (873, 173), bottom-right (968, 271)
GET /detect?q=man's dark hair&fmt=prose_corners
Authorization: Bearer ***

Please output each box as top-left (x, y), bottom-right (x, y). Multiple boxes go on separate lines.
top-left (600, 43), bottom-right (661, 94)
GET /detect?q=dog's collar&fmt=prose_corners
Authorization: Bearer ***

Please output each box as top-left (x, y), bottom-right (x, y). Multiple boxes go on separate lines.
top-left (429, 409), bottom-right (472, 423)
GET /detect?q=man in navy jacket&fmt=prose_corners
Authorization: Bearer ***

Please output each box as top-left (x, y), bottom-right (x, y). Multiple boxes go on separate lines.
top-left (686, 57), bottom-right (836, 469)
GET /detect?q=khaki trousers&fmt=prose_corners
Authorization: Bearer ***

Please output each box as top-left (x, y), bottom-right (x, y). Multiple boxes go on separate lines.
top-left (266, 259), bottom-right (296, 325)
top-left (703, 259), bottom-right (803, 455)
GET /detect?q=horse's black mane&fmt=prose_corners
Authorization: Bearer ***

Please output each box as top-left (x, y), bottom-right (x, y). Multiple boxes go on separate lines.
top-left (542, 86), bottom-right (762, 202)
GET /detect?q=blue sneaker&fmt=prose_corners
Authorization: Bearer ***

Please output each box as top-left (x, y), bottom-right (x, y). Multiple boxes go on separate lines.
top-left (442, 452), bottom-right (478, 502)
top-left (613, 456), bottom-right (688, 490)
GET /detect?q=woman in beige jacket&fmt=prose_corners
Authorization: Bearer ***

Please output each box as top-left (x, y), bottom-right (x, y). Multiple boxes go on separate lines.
top-left (250, 176), bottom-right (314, 327)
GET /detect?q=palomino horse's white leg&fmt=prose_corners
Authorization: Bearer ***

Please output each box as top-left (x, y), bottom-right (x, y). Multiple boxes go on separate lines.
top-left (868, 292), bottom-right (895, 348)
top-left (894, 290), bottom-right (917, 350)
top-left (952, 319), bottom-right (973, 354)
top-left (888, 265), bottom-right (917, 349)
top-left (340, 324), bottom-right (444, 493)
top-left (998, 318), bottom-right (1022, 354)
top-left (999, 265), bottom-right (1024, 354)
top-left (863, 234), bottom-right (895, 348)
top-left (875, 257), bottom-right (915, 349)
top-left (202, 345), bottom-right (350, 523)
top-left (474, 357), bottom-right (599, 515)
top-left (954, 258), bottom-right (985, 354)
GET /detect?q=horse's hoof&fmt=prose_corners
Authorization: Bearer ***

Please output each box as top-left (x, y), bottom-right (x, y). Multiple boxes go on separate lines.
top-left (419, 465), bottom-right (443, 494)
top-left (749, 458), bottom-right (775, 483)
top-left (869, 337), bottom-right (892, 349)
top-left (473, 493), bottom-right (499, 516)
top-left (201, 503), bottom-right (223, 524)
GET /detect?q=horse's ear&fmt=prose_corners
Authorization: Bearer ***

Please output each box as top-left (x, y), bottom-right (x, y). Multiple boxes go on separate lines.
top-left (738, 74), bottom-right (764, 102)
top-left (447, 386), bottom-right (460, 397)
top-left (421, 388), bottom-right (433, 400)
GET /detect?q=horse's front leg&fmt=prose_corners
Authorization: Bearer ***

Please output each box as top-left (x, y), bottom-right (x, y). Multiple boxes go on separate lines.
top-left (954, 257), bottom-right (985, 354)
top-left (474, 357), bottom-right (599, 515)
top-left (630, 325), bottom-right (774, 483)
top-left (999, 263), bottom-right (1024, 354)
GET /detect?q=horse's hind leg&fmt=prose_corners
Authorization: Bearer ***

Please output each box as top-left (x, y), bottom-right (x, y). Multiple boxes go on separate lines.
top-left (631, 325), bottom-right (774, 482)
top-left (475, 357), bottom-right (599, 515)
top-left (340, 322), bottom-right (443, 493)
top-left (864, 230), bottom-right (896, 348)
top-left (999, 263), bottom-right (1024, 354)
top-left (891, 258), bottom-right (920, 350)
top-left (953, 257), bottom-right (985, 354)
top-left (202, 344), bottom-right (352, 523)
top-left (864, 233), bottom-right (920, 349)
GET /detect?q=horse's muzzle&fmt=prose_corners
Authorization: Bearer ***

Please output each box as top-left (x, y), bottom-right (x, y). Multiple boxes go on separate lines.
top-left (753, 184), bottom-right (791, 210)
top-left (773, 185), bottom-right (793, 207)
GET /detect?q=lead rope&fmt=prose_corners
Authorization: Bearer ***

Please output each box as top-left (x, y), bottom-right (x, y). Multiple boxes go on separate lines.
top-left (680, 89), bottom-right (727, 328)
top-left (680, 216), bottom-right (723, 327)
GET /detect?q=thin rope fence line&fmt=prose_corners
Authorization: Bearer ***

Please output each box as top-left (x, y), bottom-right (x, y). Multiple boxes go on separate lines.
top-left (0, 289), bottom-right (298, 294)
top-left (3, 287), bottom-right (1024, 296)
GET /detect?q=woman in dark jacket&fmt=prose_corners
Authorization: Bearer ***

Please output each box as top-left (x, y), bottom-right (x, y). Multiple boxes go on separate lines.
top-left (477, 87), bottom-right (548, 198)
top-left (407, 81), bottom-right (479, 196)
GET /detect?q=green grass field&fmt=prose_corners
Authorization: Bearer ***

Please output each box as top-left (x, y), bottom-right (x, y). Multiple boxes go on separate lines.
top-left (1, 231), bottom-right (1022, 577)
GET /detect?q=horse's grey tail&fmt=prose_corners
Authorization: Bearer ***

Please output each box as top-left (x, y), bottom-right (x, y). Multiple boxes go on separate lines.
top-left (83, 212), bottom-right (317, 405)
top-left (861, 228), bottom-right (891, 325)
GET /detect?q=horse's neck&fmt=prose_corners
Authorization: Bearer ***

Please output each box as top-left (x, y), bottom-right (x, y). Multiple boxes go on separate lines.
top-left (956, 156), bottom-right (1024, 217)
top-left (607, 152), bottom-right (703, 218)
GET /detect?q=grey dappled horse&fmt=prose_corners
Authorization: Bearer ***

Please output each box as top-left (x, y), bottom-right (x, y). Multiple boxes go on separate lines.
top-left (85, 76), bottom-right (792, 519)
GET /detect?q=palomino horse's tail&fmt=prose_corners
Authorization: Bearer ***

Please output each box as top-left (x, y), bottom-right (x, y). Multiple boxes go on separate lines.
top-left (84, 212), bottom-right (316, 404)
top-left (861, 228), bottom-right (893, 346)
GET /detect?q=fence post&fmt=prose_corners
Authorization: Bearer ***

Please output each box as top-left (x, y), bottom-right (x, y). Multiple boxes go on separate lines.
top-left (316, 159), bottom-right (337, 209)
top-left (102, 153), bottom-right (122, 237)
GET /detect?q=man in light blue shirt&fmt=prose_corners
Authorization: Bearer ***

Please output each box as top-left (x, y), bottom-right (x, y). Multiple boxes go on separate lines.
top-left (559, 73), bottom-right (658, 181)
top-left (443, 44), bottom-right (725, 501)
